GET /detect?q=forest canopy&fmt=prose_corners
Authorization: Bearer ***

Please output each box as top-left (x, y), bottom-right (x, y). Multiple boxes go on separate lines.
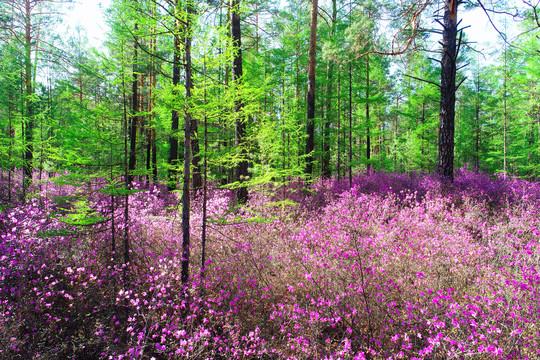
top-left (0, 0), bottom-right (538, 197)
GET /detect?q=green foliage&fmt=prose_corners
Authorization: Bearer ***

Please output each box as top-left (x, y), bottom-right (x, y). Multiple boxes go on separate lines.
top-left (209, 214), bottom-right (278, 225)
top-left (56, 199), bottom-right (107, 227)
top-left (99, 186), bottom-right (148, 196)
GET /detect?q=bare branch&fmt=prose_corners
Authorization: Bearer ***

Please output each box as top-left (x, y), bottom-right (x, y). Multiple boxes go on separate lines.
top-left (522, 0), bottom-right (540, 27)
top-left (475, 0), bottom-right (511, 44)
top-left (404, 74), bottom-right (441, 88)
top-left (456, 76), bottom-right (467, 91)
top-left (456, 62), bottom-right (469, 71)
top-left (316, 5), bottom-right (332, 29)
top-left (334, 0), bottom-right (432, 60)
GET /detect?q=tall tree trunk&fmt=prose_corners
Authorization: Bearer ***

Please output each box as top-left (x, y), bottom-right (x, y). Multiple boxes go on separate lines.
top-left (379, 106), bottom-right (384, 168)
top-left (191, 121), bottom-right (202, 189)
top-left (149, 27), bottom-right (158, 183)
top-left (121, 61), bottom-right (130, 267)
top-left (475, 63), bottom-right (480, 170)
top-left (23, 0), bottom-right (34, 197)
top-left (201, 57), bottom-right (209, 286)
top-left (322, 0), bottom-right (337, 179)
top-left (168, 12), bottom-right (181, 190)
top-left (348, 60), bottom-right (353, 187)
top-left (282, 64), bottom-right (287, 169)
top-left (321, 67), bottom-right (333, 179)
top-left (20, 71), bottom-right (25, 201)
top-left (337, 65), bottom-right (341, 180)
top-left (305, 0), bottom-right (318, 178)
top-left (365, 55), bottom-right (371, 172)
top-left (437, 0), bottom-right (459, 181)
top-left (151, 128), bottom-right (157, 181)
top-left (146, 128), bottom-right (151, 183)
top-left (181, 0), bottom-right (194, 286)
top-left (39, 82), bottom-right (46, 191)
top-left (190, 2), bottom-right (201, 190)
top-left (128, 17), bottom-right (139, 186)
top-left (393, 95), bottom-right (399, 171)
top-left (146, 54), bottom-right (158, 184)
top-left (110, 142), bottom-right (116, 257)
top-left (231, 0), bottom-right (249, 203)
top-left (8, 92), bottom-right (14, 203)
top-left (296, 39), bottom-right (302, 168)
top-left (347, 0), bottom-right (353, 186)
top-left (502, 41), bottom-right (508, 178)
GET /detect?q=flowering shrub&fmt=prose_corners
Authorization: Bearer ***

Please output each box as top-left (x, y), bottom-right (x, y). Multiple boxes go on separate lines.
top-left (1, 168), bottom-right (540, 359)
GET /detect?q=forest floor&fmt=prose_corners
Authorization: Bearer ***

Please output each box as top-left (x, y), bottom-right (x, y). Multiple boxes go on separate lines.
top-left (1, 168), bottom-right (540, 359)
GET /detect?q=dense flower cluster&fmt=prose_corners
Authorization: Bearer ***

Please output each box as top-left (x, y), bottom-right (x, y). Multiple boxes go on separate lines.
top-left (1, 168), bottom-right (539, 359)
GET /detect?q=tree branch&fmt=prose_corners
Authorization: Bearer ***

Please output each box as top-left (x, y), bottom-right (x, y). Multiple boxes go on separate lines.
top-left (456, 76), bottom-right (467, 91)
top-left (475, 0), bottom-right (511, 43)
top-left (404, 74), bottom-right (441, 88)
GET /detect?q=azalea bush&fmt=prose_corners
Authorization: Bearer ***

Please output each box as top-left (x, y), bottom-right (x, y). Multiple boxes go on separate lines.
top-left (1, 168), bottom-right (540, 359)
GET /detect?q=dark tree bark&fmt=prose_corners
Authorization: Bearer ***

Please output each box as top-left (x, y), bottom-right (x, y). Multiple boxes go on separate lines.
top-left (146, 128), bottom-right (151, 182)
top-left (322, 0), bottom-right (337, 179)
top-left (421, 102), bottom-right (425, 156)
top-left (145, 62), bottom-right (158, 184)
top-left (181, 0), bottom-right (195, 286)
top-left (150, 33), bottom-right (158, 183)
top-left (321, 61), bottom-right (333, 179)
top-left (191, 121), bottom-right (202, 189)
top-left (337, 65), bottom-right (341, 180)
top-left (121, 61), bottom-right (130, 267)
top-left (168, 19), bottom-right (181, 191)
top-left (348, 61), bottom-right (353, 187)
top-left (231, 0), bottom-right (249, 203)
top-left (365, 55), bottom-right (371, 172)
top-left (109, 142), bottom-right (116, 257)
top-left (305, 0), bottom-right (318, 178)
top-left (128, 19), bottom-right (139, 185)
top-left (200, 58), bottom-right (209, 287)
top-left (282, 64), bottom-right (287, 169)
top-left (23, 0), bottom-right (34, 197)
top-left (393, 96), bottom-right (399, 172)
top-left (189, 2), bottom-right (201, 190)
top-left (475, 65), bottom-right (480, 170)
top-left (502, 42), bottom-right (508, 177)
top-left (347, 0), bottom-right (353, 186)
top-left (151, 128), bottom-right (157, 182)
top-left (8, 91), bottom-right (14, 203)
top-left (437, 0), bottom-right (459, 181)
